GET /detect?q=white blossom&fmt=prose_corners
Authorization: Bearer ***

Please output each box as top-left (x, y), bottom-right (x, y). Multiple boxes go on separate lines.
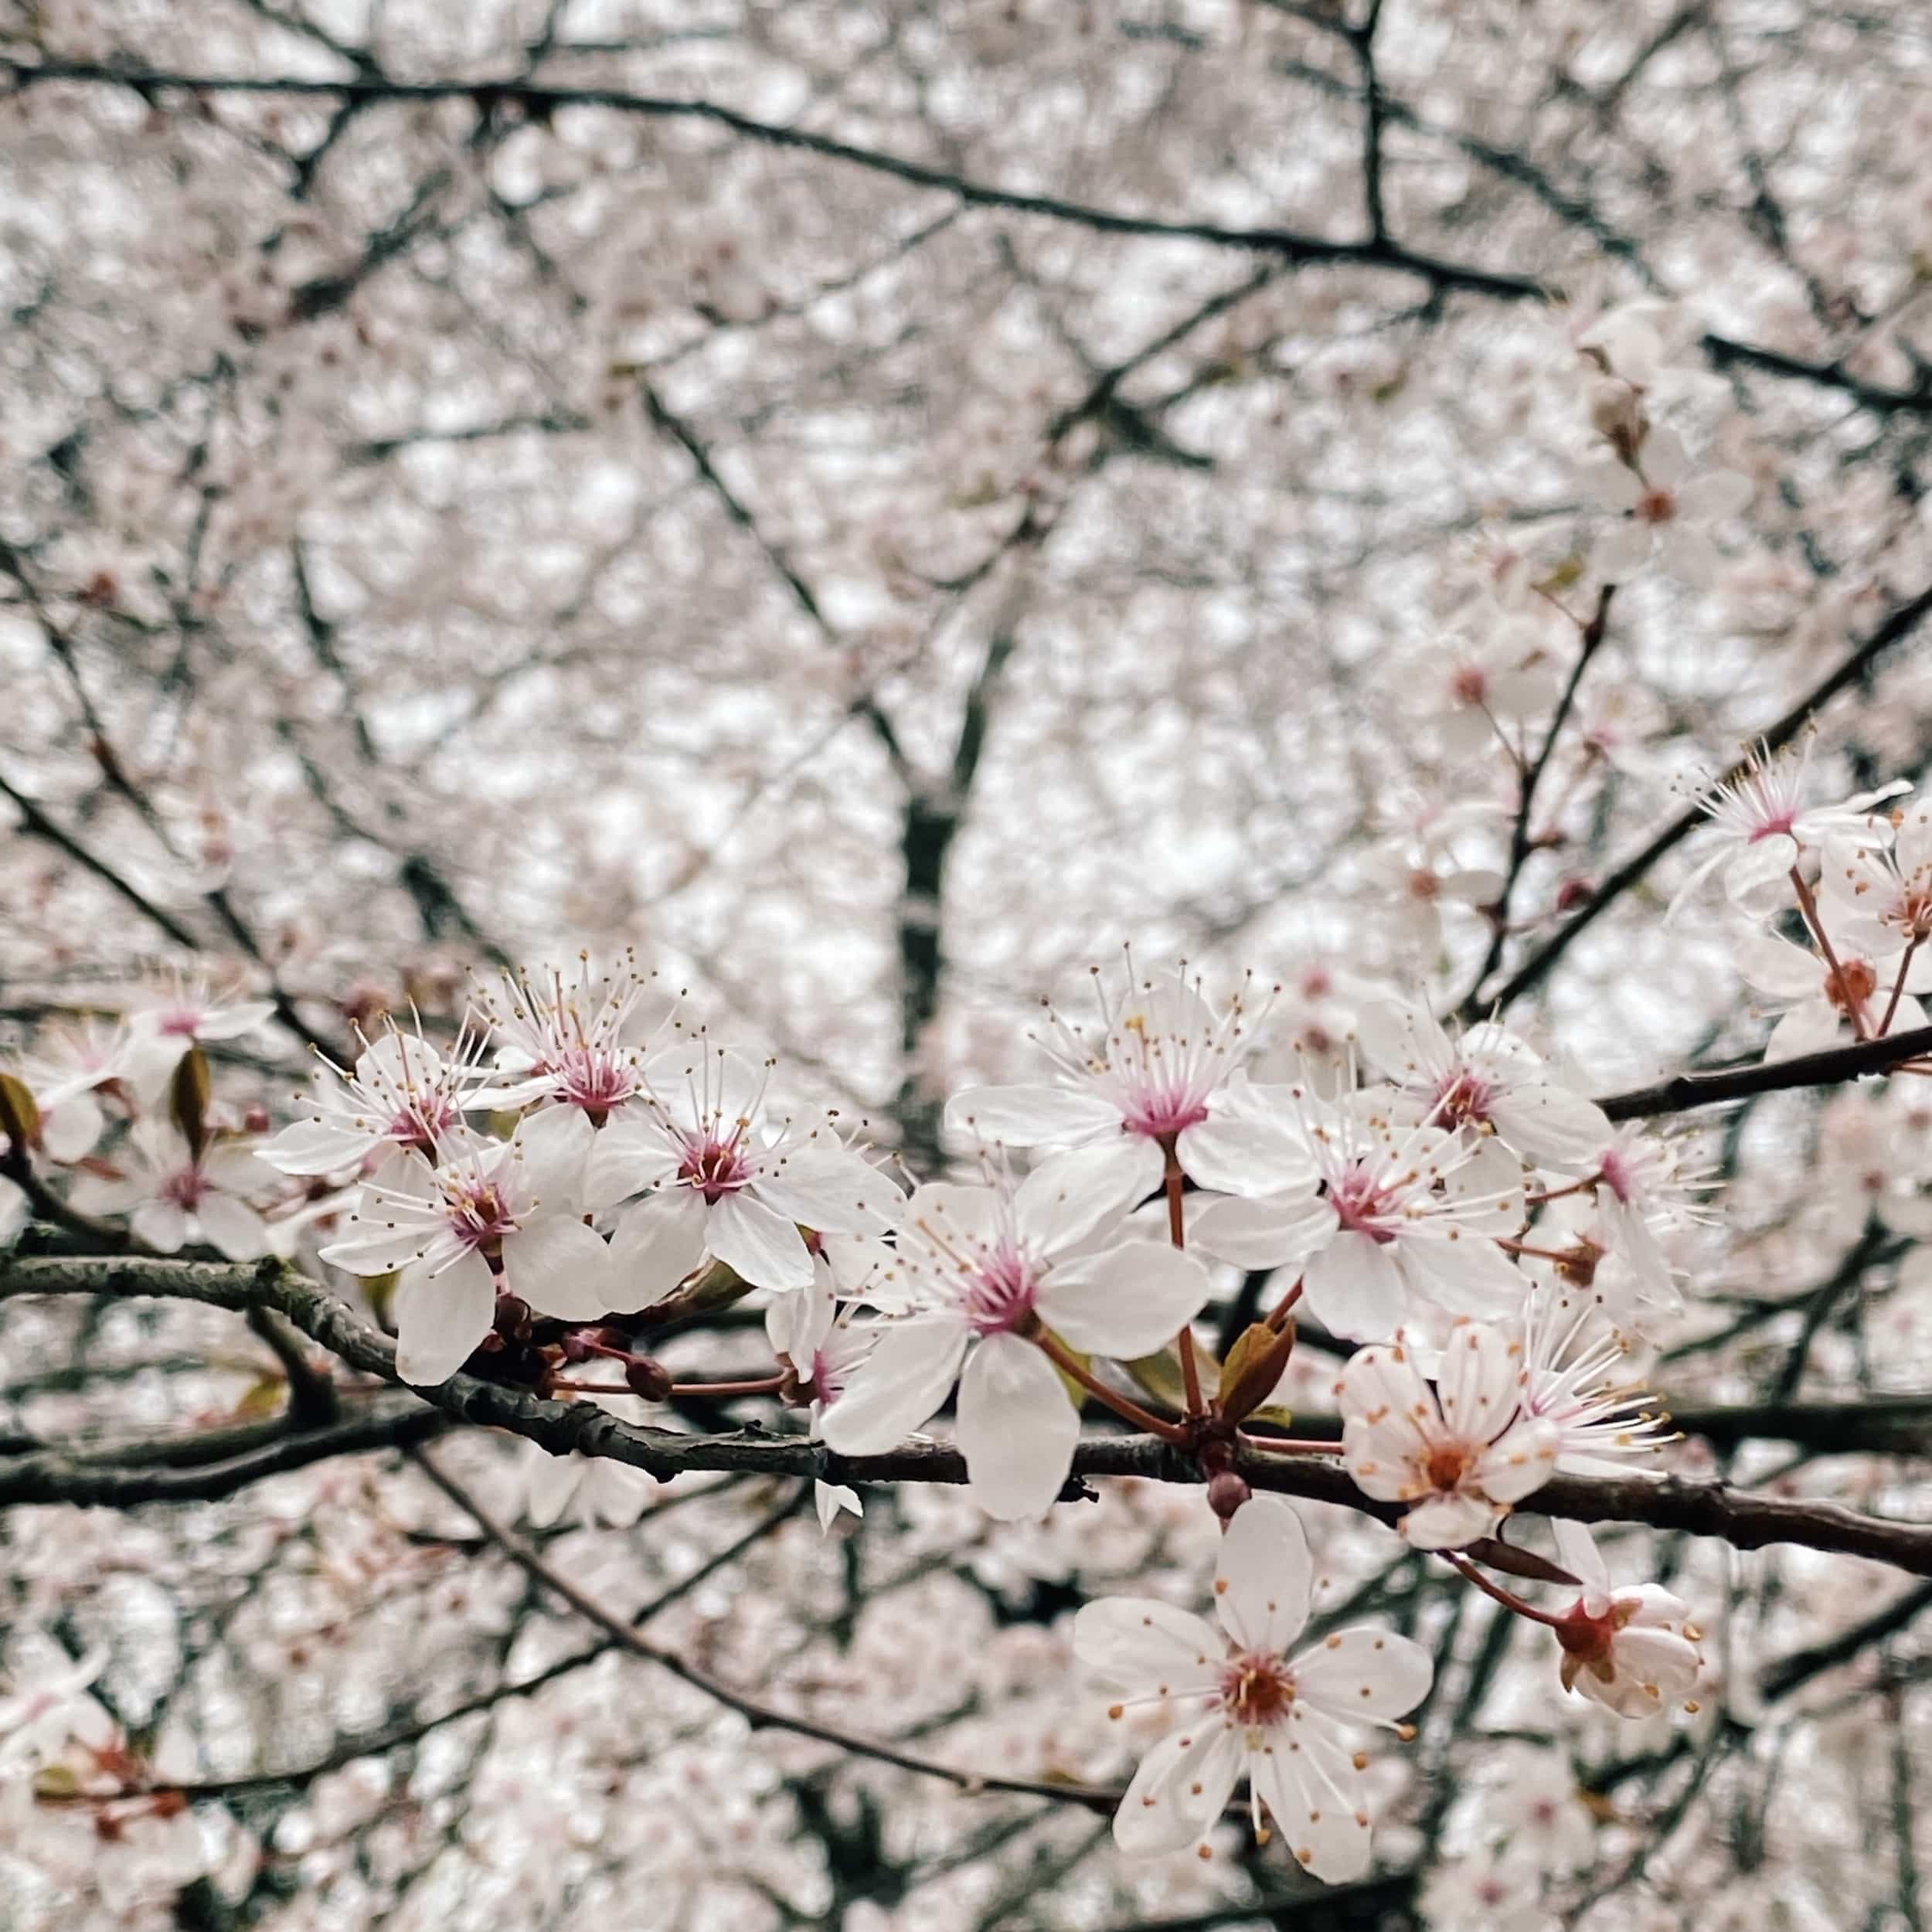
top-left (1073, 1495), bottom-right (1431, 1878)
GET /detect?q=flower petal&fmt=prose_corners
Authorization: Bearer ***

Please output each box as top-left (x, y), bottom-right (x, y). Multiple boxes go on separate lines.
top-left (1190, 1193), bottom-right (1339, 1272)
top-left (1016, 1136), bottom-right (1162, 1250)
top-left (393, 1250), bottom-right (497, 1385)
top-left (709, 1189), bottom-right (815, 1291)
top-left (1302, 1230), bottom-right (1406, 1342)
top-left (1292, 1627), bottom-right (1434, 1719)
top-left (1214, 1493), bottom-right (1311, 1655)
top-left (504, 1213), bottom-right (618, 1321)
top-left (1072, 1599), bottom-right (1223, 1695)
top-left (1175, 1108), bottom-right (1318, 1197)
top-left (1111, 1723), bottom-right (1243, 1858)
top-left (1250, 1717), bottom-right (1372, 1883)
top-left (818, 1317), bottom-right (968, 1455)
top-left (609, 1189), bottom-right (709, 1300)
top-left (944, 1083), bottom-right (1122, 1148)
top-left (1041, 1240), bottom-right (1211, 1359)
top-left (753, 1146), bottom-right (904, 1235)
top-left (956, 1332), bottom-right (1079, 1519)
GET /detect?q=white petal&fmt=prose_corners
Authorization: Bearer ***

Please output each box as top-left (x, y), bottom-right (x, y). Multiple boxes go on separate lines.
top-left (1072, 1599), bottom-right (1223, 1694)
top-left (1680, 468), bottom-right (1752, 519)
top-left (895, 1181), bottom-right (1001, 1255)
top-left (1356, 999), bottom-right (1454, 1086)
top-left (1016, 1136), bottom-right (1162, 1250)
top-left (1400, 1491), bottom-right (1502, 1549)
top-left (1250, 1719), bottom-right (1372, 1883)
top-left (956, 1332), bottom-right (1079, 1519)
top-left (1643, 425), bottom-right (1689, 487)
top-left (1040, 1240), bottom-right (1211, 1359)
top-left (504, 1213), bottom-right (618, 1320)
top-left (196, 1193), bottom-right (270, 1262)
top-left (753, 1146), bottom-right (904, 1234)
top-left (40, 1091), bottom-right (104, 1162)
top-left (1175, 1108), bottom-right (1318, 1197)
top-left (1433, 1320), bottom-right (1524, 1439)
top-left (130, 1199), bottom-right (189, 1254)
top-left (259, 1117), bottom-right (366, 1177)
top-left (1470, 1417), bottom-right (1562, 1503)
top-left (1724, 838), bottom-right (1803, 920)
top-left (1302, 1230), bottom-right (1406, 1342)
top-left (1189, 1193), bottom-right (1339, 1271)
top-left (943, 1083), bottom-right (1121, 1147)
top-left (524, 1449), bottom-right (584, 1527)
top-left (514, 1107), bottom-right (596, 1207)
top-left (814, 1481), bottom-right (862, 1532)
top-left (710, 1190), bottom-right (815, 1290)
top-left (1487, 1083), bottom-right (1612, 1172)
top-left (818, 1318), bottom-right (968, 1454)
top-left (1291, 1628), bottom-right (1434, 1720)
top-left (609, 1190), bottom-right (709, 1300)
top-left (1214, 1493), bottom-right (1311, 1655)
top-left (1396, 1228), bottom-right (1526, 1321)
top-left (581, 1117), bottom-right (681, 1213)
top-left (1765, 1000), bottom-right (1843, 1062)
top-left (393, 1250), bottom-right (497, 1385)
top-left (1112, 1723), bottom-right (1242, 1858)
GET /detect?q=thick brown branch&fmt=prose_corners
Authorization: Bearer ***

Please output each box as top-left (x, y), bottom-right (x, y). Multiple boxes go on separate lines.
top-left (1594, 1023), bottom-right (1932, 1121)
top-left (9, 1257), bottom-right (1932, 1574)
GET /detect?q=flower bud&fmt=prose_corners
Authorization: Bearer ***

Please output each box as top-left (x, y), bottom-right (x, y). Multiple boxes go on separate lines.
top-left (1587, 377), bottom-right (1647, 459)
top-left (624, 1354), bottom-right (675, 1402)
top-left (1206, 1470), bottom-right (1251, 1522)
top-left (1216, 1320), bottom-right (1295, 1423)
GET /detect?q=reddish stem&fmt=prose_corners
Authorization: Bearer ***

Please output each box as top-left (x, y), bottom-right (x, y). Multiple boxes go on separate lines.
top-left (1444, 1550), bottom-right (1571, 1628)
top-left (1036, 1331), bottom-right (1188, 1444)
top-left (1791, 864), bottom-right (1869, 1042)
top-left (1881, 936), bottom-right (1923, 1038)
top-left (1163, 1146), bottom-right (1205, 1417)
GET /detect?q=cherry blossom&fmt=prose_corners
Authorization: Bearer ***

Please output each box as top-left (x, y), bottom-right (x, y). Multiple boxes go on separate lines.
top-left (1733, 927), bottom-right (1928, 1060)
top-left (66, 1119), bottom-right (272, 1260)
top-left (1668, 739), bottom-right (1908, 921)
top-left (1355, 998), bottom-right (1611, 1172)
top-left (123, 972), bottom-right (277, 1093)
top-left (1337, 1324), bottom-right (1560, 1548)
top-left (767, 1269), bottom-right (875, 1530)
top-left (319, 1128), bottom-right (619, 1384)
top-left (1549, 1522), bottom-right (1704, 1719)
top-left (1519, 1290), bottom-right (1672, 1475)
top-left (1073, 1495), bottom-right (1431, 1877)
top-left (1191, 1084), bottom-right (1526, 1342)
top-left (260, 1021), bottom-right (482, 1178)
top-left (821, 1172), bottom-right (1210, 1517)
top-left (944, 959), bottom-right (1294, 1220)
top-left (1580, 425), bottom-right (1752, 586)
top-left (1584, 1124), bottom-right (1717, 1304)
top-left (1821, 799), bottom-right (1932, 957)
top-left (9, 1017), bottom-right (137, 1162)
top-left (583, 1043), bottom-right (903, 1295)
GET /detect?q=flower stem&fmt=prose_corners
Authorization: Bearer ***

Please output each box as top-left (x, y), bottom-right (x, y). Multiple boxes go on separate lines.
top-left (1881, 935), bottom-right (1923, 1038)
top-left (1791, 863), bottom-right (1869, 1042)
top-left (1443, 1549), bottom-right (1571, 1628)
top-left (1163, 1146), bottom-right (1205, 1417)
top-left (1236, 1430), bottom-right (1339, 1456)
top-left (1036, 1332), bottom-right (1188, 1444)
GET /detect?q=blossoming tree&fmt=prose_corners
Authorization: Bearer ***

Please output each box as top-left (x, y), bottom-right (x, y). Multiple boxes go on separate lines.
top-left (6, 2), bottom-right (1932, 1928)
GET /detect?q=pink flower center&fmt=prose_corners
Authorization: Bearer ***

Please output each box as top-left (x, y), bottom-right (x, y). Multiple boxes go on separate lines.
top-left (1450, 664), bottom-right (1488, 707)
top-left (161, 1166), bottom-right (207, 1209)
top-left (1430, 1067), bottom-right (1493, 1130)
top-left (963, 1245), bottom-right (1039, 1335)
top-left (1120, 1083), bottom-right (1210, 1140)
top-left (445, 1177), bottom-right (518, 1252)
top-left (1597, 1147), bottom-right (1634, 1204)
top-left (553, 1046), bottom-right (639, 1119)
top-left (809, 1348), bottom-right (847, 1405)
top-left (1635, 486), bottom-right (1676, 524)
top-left (157, 1007), bottom-right (202, 1039)
top-left (388, 1096), bottom-right (455, 1156)
top-left (677, 1134), bottom-right (752, 1202)
top-left (1328, 1162), bottom-right (1396, 1243)
top-left (1217, 1651), bottom-right (1295, 1728)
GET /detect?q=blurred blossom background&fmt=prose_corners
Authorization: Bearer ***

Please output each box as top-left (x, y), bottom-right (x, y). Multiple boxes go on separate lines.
top-left (5, 2), bottom-right (1932, 1929)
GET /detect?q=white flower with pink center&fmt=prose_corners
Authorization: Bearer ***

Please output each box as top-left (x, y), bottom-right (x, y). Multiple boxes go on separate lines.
top-left (944, 960), bottom-right (1300, 1226)
top-left (582, 1042), bottom-right (903, 1297)
top-left (1073, 1495), bottom-right (1431, 1877)
top-left (1734, 923), bottom-right (1930, 1061)
top-left (1191, 1086), bottom-right (1526, 1343)
top-left (260, 1022), bottom-right (482, 1179)
top-left (821, 1171), bottom-right (1210, 1519)
top-left (1337, 1323), bottom-right (1560, 1549)
top-left (1355, 998), bottom-right (1611, 1173)
top-left (1668, 738), bottom-right (1906, 922)
top-left (320, 1129), bottom-right (618, 1385)
top-left (767, 1267), bottom-right (879, 1531)
top-left (1520, 1290), bottom-right (1672, 1475)
top-left (67, 1120), bottom-right (272, 1260)
top-left (466, 957), bottom-right (668, 1157)
top-left (1586, 1123), bottom-right (1717, 1301)
top-left (1823, 800), bottom-right (1932, 957)
top-left (123, 971), bottom-right (277, 1093)
top-left (12, 1017), bottom-right (138, 1161)
top-left (1580, 424), bottom-right (1752, 587)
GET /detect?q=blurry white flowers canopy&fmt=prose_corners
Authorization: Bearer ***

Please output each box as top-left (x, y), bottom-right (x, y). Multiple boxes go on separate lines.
top-left (9, 3), bottom-right (1932, 1930)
